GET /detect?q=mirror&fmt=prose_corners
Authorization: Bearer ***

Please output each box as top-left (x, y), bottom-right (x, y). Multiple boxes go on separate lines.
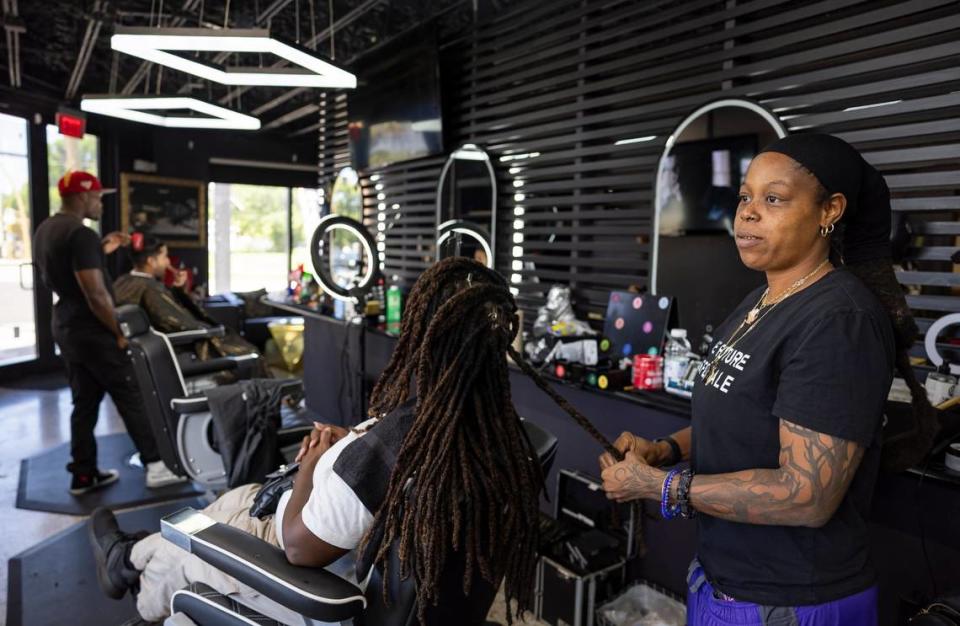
top-left (310, 215), bottom-right (379, 302)
top-left (330, 167), bottom-right (363, 222)
top-left (435, 144), bottom-right (496, 268)
top-left (652, 99), bottom-right (787, 340)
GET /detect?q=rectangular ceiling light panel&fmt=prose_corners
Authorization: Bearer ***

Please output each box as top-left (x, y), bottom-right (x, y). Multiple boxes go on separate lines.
top-left (112, 27), bottom-right (357, 88)
top-left (80, 96), bottom-right (261, 130)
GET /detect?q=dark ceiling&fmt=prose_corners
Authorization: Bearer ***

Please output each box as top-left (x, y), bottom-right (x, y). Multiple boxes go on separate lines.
top-left (1, 0), bottom-right (515, 140)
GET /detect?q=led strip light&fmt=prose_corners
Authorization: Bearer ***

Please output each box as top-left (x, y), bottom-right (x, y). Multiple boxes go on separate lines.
top-left (111, 27), bottom-right (357, 88)
top-left (81, 96), bottom-right (261, 130)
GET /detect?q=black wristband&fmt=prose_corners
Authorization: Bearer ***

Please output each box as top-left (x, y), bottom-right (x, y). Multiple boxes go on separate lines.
top-left (655, 436), bottom-right (682, 467)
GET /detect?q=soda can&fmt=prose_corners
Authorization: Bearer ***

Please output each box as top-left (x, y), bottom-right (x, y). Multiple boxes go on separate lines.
top-left (632, 354), bottom-right (663, 390)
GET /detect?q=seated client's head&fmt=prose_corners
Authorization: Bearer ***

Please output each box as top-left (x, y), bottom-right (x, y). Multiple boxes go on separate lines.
top-left (131, 235), bottom-right (170, 280)
top-left (364, 257), bottom-right (539, 622)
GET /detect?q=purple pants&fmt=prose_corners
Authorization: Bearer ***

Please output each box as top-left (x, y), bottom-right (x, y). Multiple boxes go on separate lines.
top-left (687, 560), bottom-right (878, 626)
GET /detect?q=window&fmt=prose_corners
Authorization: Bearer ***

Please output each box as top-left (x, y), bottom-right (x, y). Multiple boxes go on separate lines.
top-left (46, 125), bottom-right (100, 230)
top-left (209, 183), bottom-right (322, 295)
top-left (0, 113), bottom-right (35, 364)
top-left (291, 187), bottom-right (323, 273)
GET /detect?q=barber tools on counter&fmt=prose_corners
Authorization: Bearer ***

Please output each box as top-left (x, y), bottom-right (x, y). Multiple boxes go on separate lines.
top-left (926, 364), bottom-right (958, 407)
top-left (922, 312), bottom-right (960, 408)
top-left (525, 285), bottom-right (597, 363)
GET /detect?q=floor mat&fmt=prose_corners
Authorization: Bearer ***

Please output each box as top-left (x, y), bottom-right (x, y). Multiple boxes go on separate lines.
top-left (6, 497), bottom-right (207, 626)
top-left (17, 433), bottom-right (205, 515)
top-left (1, 371), bottom-right (69, 391)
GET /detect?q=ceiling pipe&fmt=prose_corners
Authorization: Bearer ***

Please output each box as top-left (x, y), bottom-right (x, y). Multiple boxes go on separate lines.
top-left (65, 0), bottom-right (105, 100)
top-left (2, 0), bottom-right (24, 87)
top-left (120, 0), bottom-right (202, 95)
top-left (215, 0), bottom-right (384, 106)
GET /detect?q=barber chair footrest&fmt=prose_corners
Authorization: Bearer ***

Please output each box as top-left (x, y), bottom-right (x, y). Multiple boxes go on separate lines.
top-left (170, 582), bottom-right (282, 626)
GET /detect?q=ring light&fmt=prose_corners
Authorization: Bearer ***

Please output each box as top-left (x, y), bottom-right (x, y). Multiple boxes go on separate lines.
top-left (310, 214), bottom-right (379, 303)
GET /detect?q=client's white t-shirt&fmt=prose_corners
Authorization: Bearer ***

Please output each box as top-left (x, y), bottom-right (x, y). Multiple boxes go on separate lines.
top-left (275, 420), bottom-right (378, 551)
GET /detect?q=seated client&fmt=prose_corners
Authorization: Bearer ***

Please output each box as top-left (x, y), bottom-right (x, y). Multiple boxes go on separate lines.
top-left (114, 234), bottom-right (269, 377)
top-left (90, 257), bottom-right (560, 624)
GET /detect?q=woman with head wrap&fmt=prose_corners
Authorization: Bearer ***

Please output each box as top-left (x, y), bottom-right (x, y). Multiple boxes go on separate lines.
top-left (599, 134), bottom-right (933, 625)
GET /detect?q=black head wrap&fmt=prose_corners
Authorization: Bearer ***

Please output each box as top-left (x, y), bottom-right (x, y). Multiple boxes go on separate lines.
top-left (760, 134), bottom-right (941, 474)
top-left (758, 133), bottom-right (892, 264)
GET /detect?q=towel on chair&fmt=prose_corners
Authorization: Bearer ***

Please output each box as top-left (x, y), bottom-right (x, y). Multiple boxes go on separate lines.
top-left (205, 379), bottom-right (287, 487)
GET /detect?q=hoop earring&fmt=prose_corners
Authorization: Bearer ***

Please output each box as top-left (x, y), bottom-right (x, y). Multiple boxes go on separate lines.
top-left (819, 223), bottom-right (835, 238)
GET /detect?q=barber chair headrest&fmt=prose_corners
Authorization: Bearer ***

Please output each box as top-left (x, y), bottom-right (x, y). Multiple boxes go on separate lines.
top-left (116, 304), bottom-right (152, 338)
top-left (521, 419), bottom-right (559, 471)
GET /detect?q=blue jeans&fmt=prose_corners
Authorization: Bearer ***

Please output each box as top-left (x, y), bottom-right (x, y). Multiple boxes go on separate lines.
top-left (686, 559), bottom-right (878, 626)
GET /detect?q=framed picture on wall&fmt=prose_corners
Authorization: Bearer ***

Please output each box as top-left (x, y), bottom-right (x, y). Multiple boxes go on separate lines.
top-left (120, 173), bottom-right (206, 248)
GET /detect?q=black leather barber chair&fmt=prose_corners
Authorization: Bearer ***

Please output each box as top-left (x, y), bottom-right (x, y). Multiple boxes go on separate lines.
top-left (160, 419), bottom-right (559, 626)
top-left (117, 304), bottom-right (309, 491)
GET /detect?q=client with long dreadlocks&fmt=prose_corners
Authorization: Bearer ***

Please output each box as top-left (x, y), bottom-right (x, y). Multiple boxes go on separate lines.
top-left (87, 256), bottom-right (621, 625)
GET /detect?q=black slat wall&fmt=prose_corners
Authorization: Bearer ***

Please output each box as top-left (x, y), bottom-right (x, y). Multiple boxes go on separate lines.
top-left (324, 0), bottom-right (960, 354)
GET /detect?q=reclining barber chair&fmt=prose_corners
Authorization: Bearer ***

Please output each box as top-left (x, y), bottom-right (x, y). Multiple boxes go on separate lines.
top-left (117, 305), bottom-right (310, 491)
top-left (161, 419), bottom-right (559, 626)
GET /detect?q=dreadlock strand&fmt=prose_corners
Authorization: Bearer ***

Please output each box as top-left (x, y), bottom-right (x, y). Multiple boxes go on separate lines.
top-left (509, 345), bottom-right (623, 460)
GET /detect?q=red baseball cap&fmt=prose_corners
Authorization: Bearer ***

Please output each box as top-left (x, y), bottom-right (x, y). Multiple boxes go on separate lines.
top-left (57, 171), bottom-right (116, 197)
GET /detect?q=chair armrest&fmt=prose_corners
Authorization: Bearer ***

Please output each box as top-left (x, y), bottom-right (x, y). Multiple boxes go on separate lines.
top-left (171, 395), bottom-right (210, 415)
top-left (181, 357), bottom-right (239, 378)
top-left (277, 425), bottom-right (314, 448)
top-left (166, 326), bottom-right (227, 346)
top-left (161, 509), bottom-right (366, 622)
top-left (277, 378), bottom-right (303, 396)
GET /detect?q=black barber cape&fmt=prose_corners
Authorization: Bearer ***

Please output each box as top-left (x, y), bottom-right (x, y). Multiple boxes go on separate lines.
top-left (691, 269), bottom-right (894, 606)
top-left (332, 400), bottom-right (417, 579)
top-left (205, 379), bottom-right (289, 487)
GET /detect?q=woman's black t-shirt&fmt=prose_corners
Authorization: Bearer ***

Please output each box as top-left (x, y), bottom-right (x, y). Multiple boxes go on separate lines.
top-left (691, 268), bottom-right (895, 606)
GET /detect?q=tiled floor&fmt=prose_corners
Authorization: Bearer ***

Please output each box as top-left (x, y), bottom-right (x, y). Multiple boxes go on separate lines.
top-left (0, 377), bottom-right (125, 623)
top-left (0, 376), bottom-right (548, 625)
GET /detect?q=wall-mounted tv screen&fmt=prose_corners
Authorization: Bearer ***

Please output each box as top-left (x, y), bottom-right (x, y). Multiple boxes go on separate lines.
top-left (657, 134), bottom-right (757, 236)
top-left (348, 26), bottom-right (443, 171)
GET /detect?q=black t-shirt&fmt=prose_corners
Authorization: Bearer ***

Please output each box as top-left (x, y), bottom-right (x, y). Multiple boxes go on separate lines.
top-left (32, 213), bottom-right (112, 332)
top-left (690, 268), bottom-right (894, 606)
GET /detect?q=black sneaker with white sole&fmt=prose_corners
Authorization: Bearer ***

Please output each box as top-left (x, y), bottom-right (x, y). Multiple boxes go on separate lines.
top-left (69, 468), bottom-right (120, 495)
top-left (87, 507), bottom-right (146, 600)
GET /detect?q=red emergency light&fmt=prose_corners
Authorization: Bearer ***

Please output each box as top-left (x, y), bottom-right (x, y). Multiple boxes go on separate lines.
top-left (56, 111), bottom-right (86, 138)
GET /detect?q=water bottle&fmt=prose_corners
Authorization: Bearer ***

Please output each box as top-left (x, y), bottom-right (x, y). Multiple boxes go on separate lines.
top-left (664, 328), bottom-right (693, 398)
top-left (386, 285), bottom-right (403, 335)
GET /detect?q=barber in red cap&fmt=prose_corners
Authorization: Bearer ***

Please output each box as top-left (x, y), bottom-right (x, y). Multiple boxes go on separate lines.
top-left (32, 171), bottom-right (176, 495)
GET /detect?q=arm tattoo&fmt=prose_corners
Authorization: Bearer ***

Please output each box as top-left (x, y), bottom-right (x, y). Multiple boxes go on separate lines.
top-left (689, 419), bottom-right (864, 527)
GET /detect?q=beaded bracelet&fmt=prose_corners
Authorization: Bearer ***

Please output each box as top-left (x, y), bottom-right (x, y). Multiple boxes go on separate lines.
top-left (676, 468), bottom-right (697, 519)
top-left (660, 468), bottom-right (681, 520)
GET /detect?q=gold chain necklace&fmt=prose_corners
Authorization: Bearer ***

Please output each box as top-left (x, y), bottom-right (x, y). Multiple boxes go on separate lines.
top-left (746, 258), bottom-right (830, 324)
top-left (702, 258), bottom-right (830, 383)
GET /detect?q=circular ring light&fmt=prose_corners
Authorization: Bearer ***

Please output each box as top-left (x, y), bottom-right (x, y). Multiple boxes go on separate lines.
top-left (436, 219), bottom-right (494, 269)
top-left (310, 214), bottom-right (379, 302)
top-left (925, 313), bottom-right (960, 375)
top-left (650, 98), bottom-right (788, 294)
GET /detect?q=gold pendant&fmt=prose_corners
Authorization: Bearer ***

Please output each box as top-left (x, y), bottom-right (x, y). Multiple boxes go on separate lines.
top-left (746, 308), bottom-right (759, 324)
top-left (705, 366), bottom-right (719, 385)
